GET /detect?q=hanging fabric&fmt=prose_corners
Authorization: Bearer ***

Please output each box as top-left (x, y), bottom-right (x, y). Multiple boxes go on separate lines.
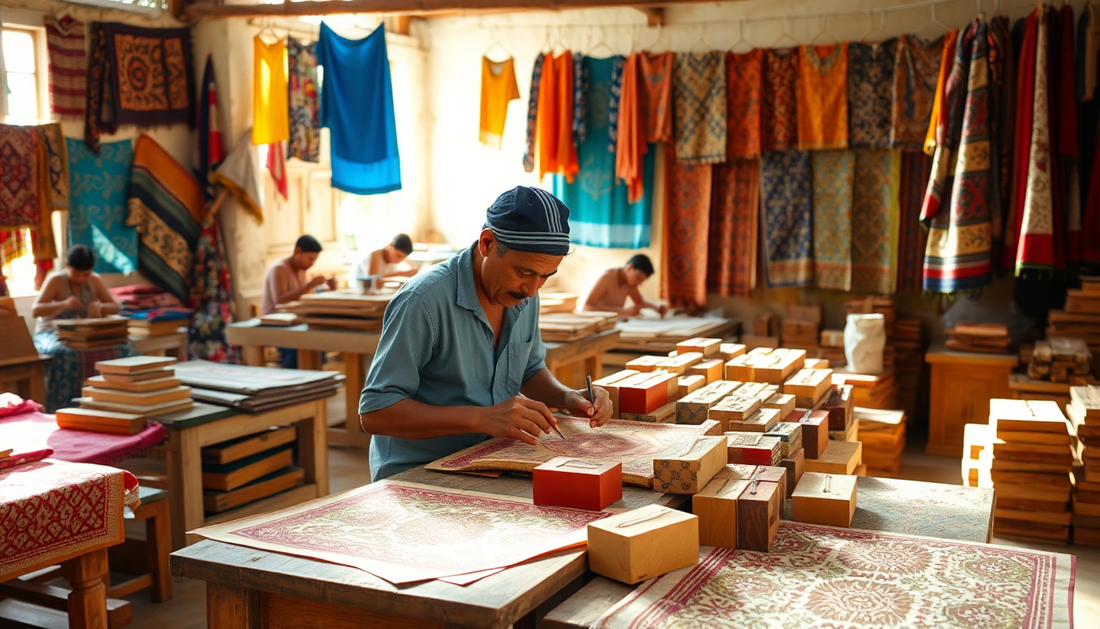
top-left (573, 54), bottom-right (587, 145)
top-left (761, 150), bottom-right (814, 288)
top-left (195, 56), bottom-right (226, 200)
top-left (892, 34), bottom-right (945, 152)
top-left (211, 130), bottom-right (265, 223)
top-left (662, 153), bottom-right (712, 310)
top-left (44, 14), bottom-right (86, 118)
top-left (607, 56), bottom-right (625, 154)
top-left (479, 57), bottom-right (520, 149)
top-left (0, 125), bottom-right (45, 231)
top-left (553, 56), bottom-right (653, 249)
top-left (811, 150), bottom-right (854, 291)
top-left (797, 43), bottom-right (849, 151)
top-left (897, 151), bottom-right (933, 292)
top-left (921, 19), bottom-right (994, 293)
top-left (851, 149), bottom-right (902, 294)
top-left (848, 40), bottom-right (896, 150)
top-left (616, 53), bottom-right (645, 202)
top-left (39, 124), bottom-right (70, 213)
top-left (1004, 13), bottom-right (1038, 271)
top-left (0, 231), bottom-right (26, 267)
top-left (989, 16), bottom-right (1015, 252)
top-left (189, 211), bottom-right (239, 364)
top-left (761, 48), bottom-right (800, 152)
top-left (253, 36), bottom-right (290, 145)
top-left (924, 29), bottom-right (960, 156)
top-left (267, 141), bottom-right (288, 200)
top-left (726, 49), bottom-right (762, 158)
top-left (288, 36), bottom-right (321, 163)
top-left (1077, 2), bottom-right (1099, 240)
top-left (83, 23), bottom-right (111, 151)
top-left (1056, 6), bottom-right (1081, 265)
top-left (708, 158), bottom-right (759, 298)
top-left (317, 23), bottom-right (401, 195)
top-left (536, 51), bottom-right (579, 183)
top-left (672, 52), bottom-right (727, 164)
top-left (66, 138), bottom-right (137, 274)
top-left (639, 52), bottom-right (674, 143)
top-left (522, 54), bottom-right (545, 173)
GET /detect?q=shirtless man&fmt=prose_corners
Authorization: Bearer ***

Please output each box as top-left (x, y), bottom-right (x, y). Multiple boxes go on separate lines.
top-left (579, 254), bottom-right (667, 318)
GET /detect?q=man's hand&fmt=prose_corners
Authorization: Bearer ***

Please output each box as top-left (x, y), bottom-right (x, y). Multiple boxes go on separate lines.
top-left (563, 386), bottom-right (612, 428)
top-left (324, 276), bottom-right (338, 291)
top-left (306, 276), bottom-right (327, 290)
top-left (87, 301), bottom-right (104, 318)
top-left (478, 396), bottom-right (558, 445)
top-left (656, 304), bottom-right (668, 318)
top-left (63, 296), bottom-right (83, 312)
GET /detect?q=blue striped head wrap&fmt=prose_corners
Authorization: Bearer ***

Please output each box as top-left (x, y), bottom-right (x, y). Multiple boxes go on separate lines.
top-left (483, 186), bottom-right (571, 256)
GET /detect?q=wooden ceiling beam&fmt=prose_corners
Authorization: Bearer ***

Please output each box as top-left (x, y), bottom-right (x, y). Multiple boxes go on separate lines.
top-left (636, 7), bottom-right (663, 26)
top-left (185, 0), bottom-right (722, 20)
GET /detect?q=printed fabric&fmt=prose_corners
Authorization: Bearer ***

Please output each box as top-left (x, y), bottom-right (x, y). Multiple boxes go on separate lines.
top-left (848, 40), bottom-right (896, 149)
top-left (573, 53), bottom-right (587, 145)
top-left (925, 29), bottom-right (960, 155)
top-left (66, 138), bottom-right (137, 275)
top-left (39, 123), bottom-right (70, 212)
top-left (761, 150), bottom-right (814, 287)
top-left (811, 150), bottom-right (854, 291)
top-left (607, 56), bottom-right (625, 154)
top-left (851, 149), bottom-right (902, 294)
top-left (0, 125), bottom-right (45, 229)
top-left (522, 54), bottom-right (545, 173)
top-left (44, 14), bottom-right (86, 118)
top-left (288, 36), bottom-right (321, 163)
top-left (798, 43), bottom-right (849, 150)
top-left (761, 48), bottom-right (800, 152)
top-left (639, 52), bottom-right (674, 143)
top-left (662, 152), bottom-right (712, 310)
top-left (672, 52), bottom-right (727, 164)
top-left (989, 16), bottom-right (1015, 248)
top-left (892, 35), bottom-right (945, 151)
top-left (726, 49), bottom-right (762, 158)
top-left (211, 130), bottom-right (264, 223)
top-left (1016, 10), bottom-right (1058, 275)
top-left (707, 157), bottom-right (759, 297)
top-left (195, 55), bottom-right (226, 200)
top-left (253, 37), bottom-right (290, 145)
top-left (897, 151), bottom-right (933, 292)
top-left (616, 53), bottom-right (645, 203)
top-left (190, 212), bottom-right (239, 364)
top-left (536, 51), bottom-right (579, 183)
top-left (479, 57), bottom-right (520, 149)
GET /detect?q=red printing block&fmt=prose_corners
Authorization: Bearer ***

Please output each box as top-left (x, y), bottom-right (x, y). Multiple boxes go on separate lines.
top-left (618, 374), bottom-right (670, 415)
top-left (800, 410), bottom-right (829, 459)
top-left (533, 457), bottom-right (623, 511)
top-left (726, 434), bottom-right (781, 466)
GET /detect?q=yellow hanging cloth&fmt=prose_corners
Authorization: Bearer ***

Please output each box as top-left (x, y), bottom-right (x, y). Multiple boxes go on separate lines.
top-left (253, 37), bottom-right (289, 145)
top-left (479, 57), bottom-right (520, 149)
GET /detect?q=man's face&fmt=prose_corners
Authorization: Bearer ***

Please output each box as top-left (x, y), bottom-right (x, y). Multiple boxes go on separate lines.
top-left (478, 234), bottom-right (563, 308)
top-left (389, 247), bottom-right (409, 265)
top-left (293, 249), bottom-right (319, 271)
top-left (624, 265), bottom-right (650, 287)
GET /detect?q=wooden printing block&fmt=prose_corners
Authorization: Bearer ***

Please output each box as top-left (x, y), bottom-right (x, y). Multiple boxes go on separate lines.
top-left (753, 312), bottom-right (777, 336)
top-left (990, 399), bottom-right (1071, 436)
top-left (651, 371), bottom-right (682, 401)
top-left (725, 433), bottom-right (782, 466)
top-left (593, 370), bottom-right (640, 418)
top-left (708, 396), bottom-right (762, 423)
top-left (736, 477), bottom-right (781, 552)
top-left (692, 477), bottom-right (749, 548)
top-left (784, 368), bottom-right (833, 406)
top-left (762, 393), bottom-right (796, 420)
top-left (804, 441), bottom-right (862, 475)
top-left (824, 385), bottom-right (854, 430)
top-left (533, 458), bottom-right (623, 511)
top-left (677, 337), bottom-right (721, 356)
top-left (763, 421), bottom-right (803, 457)
top-left (725, 354), bottom-right (755, 382)
top-left (619, 372), bottom-right (671, 415)
top-left (656, 352), bottom-right (704, 375)
top-left (677, 374), bottom-right (707, 398)
top-left (754, 465), bottom-right (787, 492)
top-left (727, 408), bottom-right (781, 434)
top-left (619, 401), bottom-right (677, 423)
top-left (715, 463), bottom-right (758, 480)
top-left (800, 411), bottom-right (830, 459)
top-left (652, 436), bottom-right (728, 494)
top-left (735, 381), bottom-right (777, 404)
top-left (791, 472), bottom-right (857, 527)
top-left (804, 358), bottom-right (830, 369)
top-left (676, 381), bottom-right (741, 424)
top-left (587, 505), bottom-right (700, 585)
top-left (753, 349), bottom-right (807, 384)
top-left (779, 448), bottom-right (805, 496)
top-left (625, 355), bottom-right (667, 373)
top-left (689, 359), bottom-right (725, 383)
top-left (718, 343), bottom-right (746, 361)
top-left (820, 329), bottom-right (845, 347)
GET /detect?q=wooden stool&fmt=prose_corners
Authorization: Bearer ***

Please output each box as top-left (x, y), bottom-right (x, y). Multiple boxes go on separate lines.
top-left (106, 487), bottom-right (172, 602)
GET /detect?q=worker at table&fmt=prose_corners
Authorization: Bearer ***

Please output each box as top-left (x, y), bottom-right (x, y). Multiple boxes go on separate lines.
top-left (352, 233), bottom-right (416, 292)
top-left (580, 254), bottom-right (668, 318)
top-left (359, 186), bottom-right (613, 481)
top-left (261, 235), bottom-right (336, 368)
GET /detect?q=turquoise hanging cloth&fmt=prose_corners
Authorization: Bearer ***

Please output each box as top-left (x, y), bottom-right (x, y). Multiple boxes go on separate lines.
top-left (553, 56), bottom-right (654, 248)
top-left (316, 22), bottom-right (401, 195)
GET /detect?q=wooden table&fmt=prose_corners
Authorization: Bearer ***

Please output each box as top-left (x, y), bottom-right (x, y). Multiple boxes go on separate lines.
top-left (227, 319), bottom-right (380, 448)
top-left (129, 329), bottom-right (188, 360)
top-left (170, 465), bottom-right (687, 629)
top-left (544, 329), bottom-right (621, 389)
top-left (925, 343), bottom-right (1017, 456)
top-left (0, 354), bottom-right (48, 402)
top-left (156, 400), bottom-right (330, 550)
top-left (543, 476), bottom-right (996, 629)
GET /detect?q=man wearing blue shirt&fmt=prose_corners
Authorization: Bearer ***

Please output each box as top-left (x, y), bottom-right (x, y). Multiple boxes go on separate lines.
top-left (359, 186), bottom-right (613, 481)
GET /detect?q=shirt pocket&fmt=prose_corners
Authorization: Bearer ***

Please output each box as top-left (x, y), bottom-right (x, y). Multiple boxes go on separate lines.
top-left (506, 332), bottom-right (535, 393)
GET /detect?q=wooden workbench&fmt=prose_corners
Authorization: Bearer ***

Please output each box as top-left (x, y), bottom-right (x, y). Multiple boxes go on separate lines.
top-left (129, 328), bottom-right (188, 360)
top-left (543, 476), bottom-right (996, 629)
top-left (156, 400), bottom-right (330, 550)
top-left (226, 319), bottom-right (379, 448)
top-left (170, 465), bottom-right (687, 629)
top-left (0, 354), bottom-right (48, 403)
top-left (544, 329), bottom-right (621, 389)
top-left (925, 343), bottom-right (1017, 456)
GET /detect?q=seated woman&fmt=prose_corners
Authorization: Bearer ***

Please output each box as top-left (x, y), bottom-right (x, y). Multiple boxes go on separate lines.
top-left (32, 245), bottom-right (133, 411)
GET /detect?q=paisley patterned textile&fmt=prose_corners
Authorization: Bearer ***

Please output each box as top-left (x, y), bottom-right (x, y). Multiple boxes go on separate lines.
top-left (521, 54), bottom-right (545, 173)
top-left (672, 52), bottom-right (726, 164)
top-left (707, 158), bottom-right (759, 297)
top-left (662, 151), bottom-right (712, 309)
top-left (892, 35), bottom-right (945, 151)
top-left (189, 213), bottom-right (239, 364)
top-left (852, 149), bottom-right (902, 294)
top-left (725, 49), bottom-right (762, 158)
top-left (848, 40), bottom-right (896, 149)
top-left (44, 14), bottom-right (87, 118)
top-left (287, 37), bottom-right (321, 163)
top-left (66, 138), bottom-right (137, 275)
top-left (921, 20), bottom-right (994, 293)
top-left (761, 48), bottom-right (800, 152)
top-left (797, 43), bottom-right (849, 150)
top-left (593, 522), bottom-right (1075, 629)
top-left (761, 150), bottom-right (814, 288)
top-left (0, 125), bottom-right (45, 229)
top-left (811, 150), bottom-right (854, 291)
top-left (897, 151), bottom-right (933, 292)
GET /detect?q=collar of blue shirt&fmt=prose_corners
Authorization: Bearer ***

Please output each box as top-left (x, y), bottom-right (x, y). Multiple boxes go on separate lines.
top-left (453, 244), bottom-right (531, 322)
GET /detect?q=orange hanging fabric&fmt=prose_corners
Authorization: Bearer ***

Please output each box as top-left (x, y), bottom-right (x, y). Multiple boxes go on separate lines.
top-left (616, 53), bottom-right (645, 204)
top-left (924, 29), bottom-right (960, 156)
top-left (797, 43), bottom-right (849, 151)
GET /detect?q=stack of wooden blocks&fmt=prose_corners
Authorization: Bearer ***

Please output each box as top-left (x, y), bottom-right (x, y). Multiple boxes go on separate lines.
top-left (854, 408), bottom-right (906, 474)
top-left (537, 293), bottom-right (579, 314)
top-left (780, 305), bottom-right (822, 350)
top-left (830, 370), bottom-right (897, 410)
top-left (127, 317), bottom-right (183, 339)
top-left (892, 318), bottom-right (925, 418)
top-left (1068, 386), bottom-right (1100, 546)
top-left (1028, 337), bottom-right (1092, 385)
top-left (281, 291), bottom-right (393, 332)
top-left (201, 426), bottom-right (304, 514)
top-left (1048, 277), bottom-right (1100, 374)
top-left (57, 356), bottom-right (190, 433)
top-left (744, 313), bottom-right (779, 349)
top-left (945, 322), bottom-right (1012, 354)
top-left (538, 311), bottom-right (618, 342)
top-left (54, 316), bottom-right (130, 350)
top-left (985, 399), bottom-right (1075, 543)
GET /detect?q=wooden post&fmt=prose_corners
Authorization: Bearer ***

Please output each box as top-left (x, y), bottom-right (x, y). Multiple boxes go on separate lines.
top-left (206, 582), bottom-right (261, 629)
top-left (60, 548), bottom-right (110, 629)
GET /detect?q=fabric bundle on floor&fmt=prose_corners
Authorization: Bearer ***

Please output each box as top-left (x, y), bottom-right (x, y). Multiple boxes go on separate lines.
top-left (798, 43), bottom-right (849, 150)
top-left (663, 154), bottom-right (712, 310)
top-left (707, 158), bottom-right (759, 297)
top-left (317, 23), bottom-right (401, 194)
top-left (848, 40), bottom-right (896, 149)
top-left (761, 150), bottom-right (814, 287)
top-left (761, 48), bottom-right (800, 152)
top-left (811, 150), bottom-right (854, 291)
top-left (288, 36), bottom-right (321, 162)
top-left (126, 135), bottom-right (206, 304)
top-left (66, 138), bottom-right (137, 274)
top-left (672, 52), bottom-right (727, 164)
top-left (44, 14), bottom-right (86, 118)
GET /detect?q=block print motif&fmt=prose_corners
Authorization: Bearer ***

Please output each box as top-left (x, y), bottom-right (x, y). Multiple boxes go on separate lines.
top-left (761, 150), bottom-right (814, 287)
top-left (761, 48), bottom-right (799, 152)
top-left (811, 150), bottom-right (854, 291)
top-left (848, 40), bottom-right (896, 149)
top-left (672, 52), bottom-right (726, 164)
top-left (852, 149), bottom-right (901, 294)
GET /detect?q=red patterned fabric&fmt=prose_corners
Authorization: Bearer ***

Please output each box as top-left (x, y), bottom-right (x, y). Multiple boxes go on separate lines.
top-left (726, 50), bottom-right (762, 158)
top-left (761, 48), bottom-right (800, 152)
top-left (266, 141), bottom-right (288, 200)
top-left (0, 460), bottom-right (128, 578)
top-left (44, 14), bottom-right (87, 118)
top-left (898, 151), bottom-right (933, 291)
top-left (707, 158), bottom-right (759, 297)
top-left (662, 150), bottom-right (712, 310)
top-left (639, 52), bottom-right (674, 144)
